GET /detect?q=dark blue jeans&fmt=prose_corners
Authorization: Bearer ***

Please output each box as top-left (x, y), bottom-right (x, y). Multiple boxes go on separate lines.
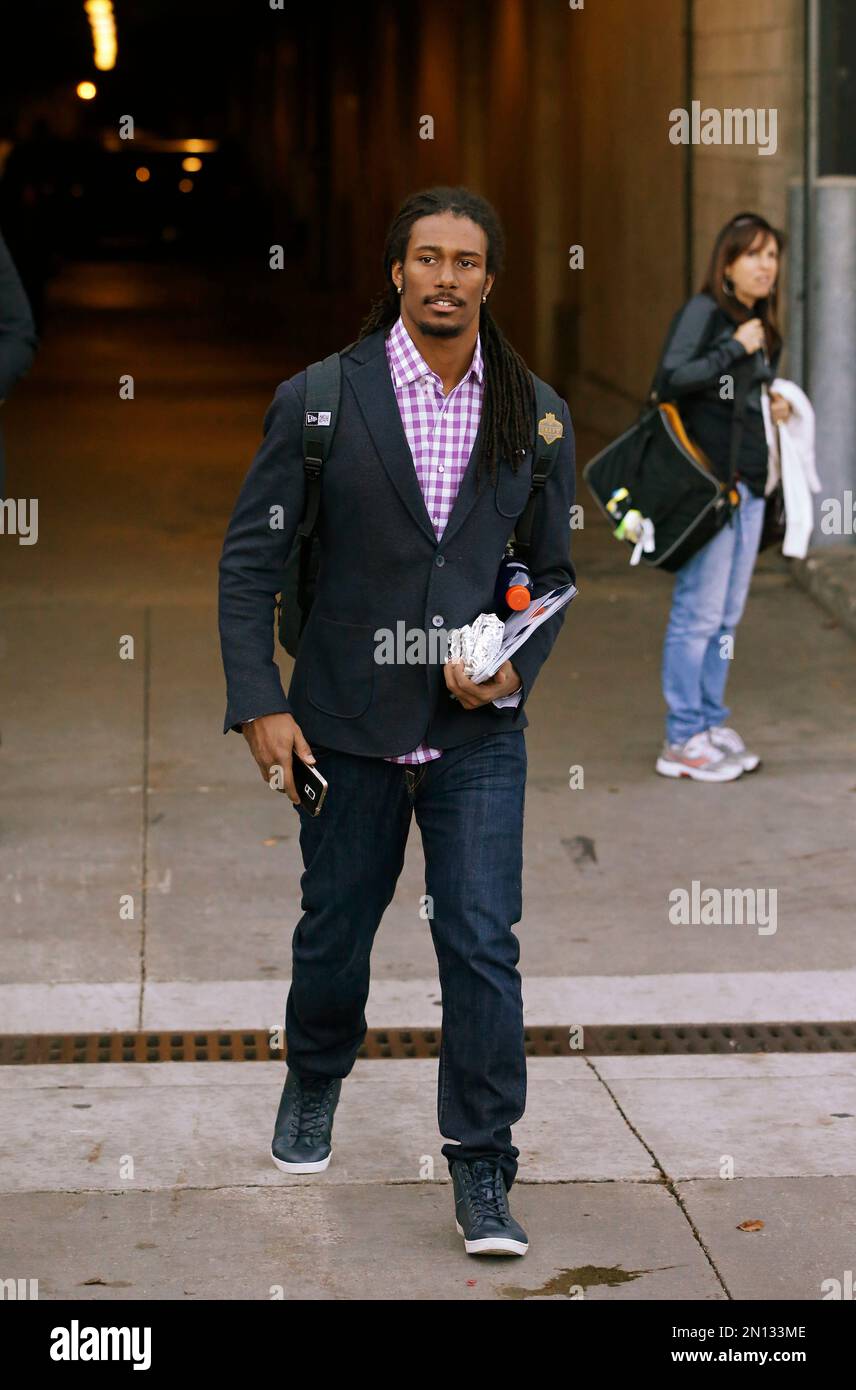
top-left (285, 729), bottom-right (528, 1191)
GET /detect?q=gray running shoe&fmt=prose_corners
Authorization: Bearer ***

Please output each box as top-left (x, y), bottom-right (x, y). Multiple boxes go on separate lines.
top-left (708, 724), bottom-right (761, 772)
top-left (656, 731), bottom-right (744, 782)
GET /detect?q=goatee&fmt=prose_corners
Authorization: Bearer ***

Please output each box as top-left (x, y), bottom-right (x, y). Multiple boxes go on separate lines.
top-left (415, 318), bottom-right (466, 339)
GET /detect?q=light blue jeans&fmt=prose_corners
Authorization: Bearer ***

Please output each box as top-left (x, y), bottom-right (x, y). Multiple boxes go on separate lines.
top-left (662, 480), bottom-right (766, 745)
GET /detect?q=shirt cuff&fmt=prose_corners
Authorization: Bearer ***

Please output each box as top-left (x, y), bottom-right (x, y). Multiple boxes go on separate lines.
top-left (492, 688), bottom-right (523, 709)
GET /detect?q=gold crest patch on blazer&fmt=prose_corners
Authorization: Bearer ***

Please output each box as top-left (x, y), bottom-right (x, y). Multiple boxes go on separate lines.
top-left (537, 411), bottom-right (564, 445)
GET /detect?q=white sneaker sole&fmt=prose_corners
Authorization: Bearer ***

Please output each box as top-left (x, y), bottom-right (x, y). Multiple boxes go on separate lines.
top-left (455, 1219), bottom-right (528, 1256)
top-left (655, 756), bottom-right (743, 782)
top-left (738, 755), bottom-right (761, 772)
top-left (270, 1145), bottom-right (332, 1174)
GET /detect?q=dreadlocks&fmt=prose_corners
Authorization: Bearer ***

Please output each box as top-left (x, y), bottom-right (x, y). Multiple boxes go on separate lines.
top-left (358, 186), bottom-right (535, 489)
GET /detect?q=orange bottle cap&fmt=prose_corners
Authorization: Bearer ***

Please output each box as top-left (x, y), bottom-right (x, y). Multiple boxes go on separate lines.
top-left (506, 585), bottom-right (531, 611)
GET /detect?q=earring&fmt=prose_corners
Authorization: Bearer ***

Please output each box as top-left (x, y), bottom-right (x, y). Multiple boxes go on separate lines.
top-left (482, 295), bottom-right (487, 303)
top-left (397, 285), bottom-right (402, 295)
top-left (722, 274), bottom-right (735, 296)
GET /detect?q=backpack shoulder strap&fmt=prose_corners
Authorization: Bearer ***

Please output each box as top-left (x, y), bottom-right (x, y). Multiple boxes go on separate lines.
top-left (298, 350), bottom-right (342, 540)
top-left (294, 351), bottom-right (342, 620)
top-left (513, 376), bottom-right (565, 556)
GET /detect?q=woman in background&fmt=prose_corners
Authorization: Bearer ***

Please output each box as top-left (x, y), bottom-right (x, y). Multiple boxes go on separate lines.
top-left (655, 212), bottom-right (791, 783)
top-left (0, 227), bottom-right (37, 496)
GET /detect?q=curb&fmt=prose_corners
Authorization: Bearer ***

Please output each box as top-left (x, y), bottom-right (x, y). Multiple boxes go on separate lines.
top-left (789, 546), bottom-right (856, 641)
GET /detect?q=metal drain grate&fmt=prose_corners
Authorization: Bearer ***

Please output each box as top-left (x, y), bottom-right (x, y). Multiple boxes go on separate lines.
top-left (579, 1022), bottom-right (856, 1055)
top-left (0, 1021), bottom-right (854, 1065)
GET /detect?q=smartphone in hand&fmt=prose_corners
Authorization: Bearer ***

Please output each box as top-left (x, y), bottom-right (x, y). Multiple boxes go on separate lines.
top-left (292, 751), bottom-right (328, 816)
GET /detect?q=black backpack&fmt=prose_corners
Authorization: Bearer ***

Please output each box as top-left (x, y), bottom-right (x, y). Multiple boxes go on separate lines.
top-left (276, 350), bottom-right (565, 656)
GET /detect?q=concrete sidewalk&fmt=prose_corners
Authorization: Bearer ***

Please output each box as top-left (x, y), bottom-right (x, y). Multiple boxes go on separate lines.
top-left (2, 1056), bottom-right (856, 1299)
top-left (1, 262), bottom-right (855, 1301)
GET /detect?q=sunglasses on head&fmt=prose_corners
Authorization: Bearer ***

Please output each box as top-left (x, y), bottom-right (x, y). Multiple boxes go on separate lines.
top-left (728, 213), bottom-right (772, 230)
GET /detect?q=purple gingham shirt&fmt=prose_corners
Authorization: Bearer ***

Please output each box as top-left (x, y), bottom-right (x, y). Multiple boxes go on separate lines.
top-left (383, 314), bottom-right (521, 765)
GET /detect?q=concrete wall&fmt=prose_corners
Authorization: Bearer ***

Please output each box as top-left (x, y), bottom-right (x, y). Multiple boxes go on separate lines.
top-left (691, 0), bottom-right (805, 280)
top-left (425, 0), bottom-right (688, 432)
top-left (563, 0), bottom-right (688, 438)
top-left (691, 0), bottom-right (805, 368)
top-left (569, 0), bottom-right (806, 439)
top-left (247, 0), bottom-right (806, 437)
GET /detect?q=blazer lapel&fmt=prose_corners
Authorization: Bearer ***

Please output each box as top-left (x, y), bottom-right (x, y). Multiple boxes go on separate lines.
top-left (347, 343), bottom-right (438, 546)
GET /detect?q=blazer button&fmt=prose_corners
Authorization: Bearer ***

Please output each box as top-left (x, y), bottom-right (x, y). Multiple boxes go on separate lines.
top-left (431, 615), bottom-right (444, 627)
top-left (435, 555), bottom-right (445, 567)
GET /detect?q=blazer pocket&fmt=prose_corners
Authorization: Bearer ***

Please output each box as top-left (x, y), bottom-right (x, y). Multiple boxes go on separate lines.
top-left (306, 616), bottom-right (375, 719)
top-left (494, 452), bottom-right (534, 518)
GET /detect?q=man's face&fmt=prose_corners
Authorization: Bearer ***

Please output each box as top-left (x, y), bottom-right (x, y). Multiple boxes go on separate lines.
top-left (392, 212), bottom-right (494, 338)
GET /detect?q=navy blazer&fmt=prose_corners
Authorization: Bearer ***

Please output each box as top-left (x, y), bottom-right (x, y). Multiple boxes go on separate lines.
top-left (218, 327), bottom-right (577, 757)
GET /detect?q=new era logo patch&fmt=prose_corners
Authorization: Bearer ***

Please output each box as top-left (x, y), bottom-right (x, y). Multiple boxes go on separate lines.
top-left (305, 410), bottom-right (332, 427)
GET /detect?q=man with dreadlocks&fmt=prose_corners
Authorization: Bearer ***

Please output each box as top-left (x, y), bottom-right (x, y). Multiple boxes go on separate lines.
top-left (218, 186), bottom-right (576, 1257)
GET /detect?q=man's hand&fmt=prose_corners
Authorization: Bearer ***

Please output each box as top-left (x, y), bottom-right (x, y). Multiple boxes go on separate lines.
top-left (443, 658), bottom-right (522, 710)
top-left (241, 712), bottom-right (315, 804)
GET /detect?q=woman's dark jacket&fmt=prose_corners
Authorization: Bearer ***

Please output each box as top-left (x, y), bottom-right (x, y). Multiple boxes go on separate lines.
top-left (658, 292), bottom-right (780, 498)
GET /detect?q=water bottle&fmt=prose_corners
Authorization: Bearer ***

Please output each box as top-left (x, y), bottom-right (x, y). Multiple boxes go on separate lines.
top-left (493, 550), bottom-right (533, 620)
top-left (606, 487), bottom-right (644, 543)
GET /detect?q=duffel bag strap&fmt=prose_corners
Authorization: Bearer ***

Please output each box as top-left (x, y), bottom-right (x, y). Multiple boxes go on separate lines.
top-left (727, 357), bottom-right (753, 493)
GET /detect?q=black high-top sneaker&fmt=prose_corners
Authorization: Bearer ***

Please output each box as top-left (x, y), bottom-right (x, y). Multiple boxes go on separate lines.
top-left (451, 1157), bottom-right (529, 1256)
top-left (270, 1068), bottom-right (342, 1174)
